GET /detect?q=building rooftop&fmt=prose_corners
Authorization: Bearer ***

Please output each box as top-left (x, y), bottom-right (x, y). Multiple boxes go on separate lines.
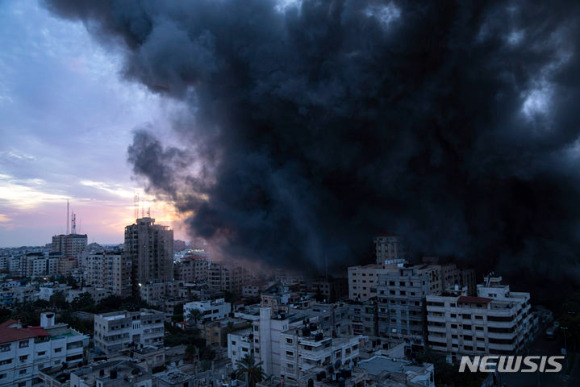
top-left (457, 296), bottom-right (493, 304)
top-left (0, 320), bottom-right (49, 344)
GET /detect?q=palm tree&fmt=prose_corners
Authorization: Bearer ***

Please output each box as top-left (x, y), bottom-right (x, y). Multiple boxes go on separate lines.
top-left (235, 353), bottom-right (265, 387)
top-left (186, 308), bottom-right (203, 330)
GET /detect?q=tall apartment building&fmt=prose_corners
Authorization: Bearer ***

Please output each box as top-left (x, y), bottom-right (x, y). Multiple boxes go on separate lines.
top-left (376, 264), bottom-right (442, 350)
top-left (0, 312), bottom-right (88, 387)
top-left (93, 309), bottom-right (165, 355)
top-left (51, 233), bottom-right (87, 258)
top-left (174, 251), bottom-right (209, 283)
top-left (426, 275), bottom-right (533, 356)
top-left (374, 235), bottom-right (404, 265)
top-left (124, 217), bottom-right (174, 296)
top-left (348, 262), bottom-right (404, 301)
top-left (84, 250), bottom-right (132, 298)
top-left (207, 262), bottom-right (250, 295)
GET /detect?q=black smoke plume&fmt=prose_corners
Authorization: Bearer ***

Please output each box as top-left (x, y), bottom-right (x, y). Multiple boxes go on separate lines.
top-left (45, 0), bottom-right (580, 294)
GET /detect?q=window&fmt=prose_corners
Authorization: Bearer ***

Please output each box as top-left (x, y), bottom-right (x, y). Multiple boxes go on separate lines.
top-left (19, 369), bottom-right (27, 375)
top-left (286, 338), bottom-right (293, 344)
top-left (19, 355), bottom-right (28, 362)
top-left (0, 360), bottom-right (12, 365)
top-left (0, 345), bottom-right (9, 352)
top-left (55, 348), bottom-right (62, 353)
top-left (19, 340), bottom-right (29, 348)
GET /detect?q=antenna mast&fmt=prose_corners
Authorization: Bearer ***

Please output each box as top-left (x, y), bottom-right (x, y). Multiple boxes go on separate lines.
top-left (134, 194), bottom-right (139, 220)
top-left (66, 199), bottom-right (70, 235)
top-left (71, 213), bottom-right (77, 234)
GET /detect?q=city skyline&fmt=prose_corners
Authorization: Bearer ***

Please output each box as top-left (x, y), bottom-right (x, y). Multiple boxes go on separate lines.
top-left (0, 0), bottom-right (186, 246)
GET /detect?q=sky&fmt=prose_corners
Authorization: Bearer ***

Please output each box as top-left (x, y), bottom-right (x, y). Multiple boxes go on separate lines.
top-left (0, 0), bottom-right (186, 247)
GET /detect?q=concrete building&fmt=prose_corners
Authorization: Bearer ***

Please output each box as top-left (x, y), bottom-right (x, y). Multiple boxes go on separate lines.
top-left (51, 233), bottom-right (87, 259)
top-left (348, 301), bottom-right (378, 337)
top-left (184, 298), bottom-right (231, 323)
top-left (376, 264), bottom-right (442, 351)
top-left (84, 250), bottom-right (132, 298)
top-left (124, 217), bottom-right (174, 296)
top-left (358, 355), bottom-right (435, 387)
top-left (426, 275), bottom-right (533, 356)
top-left (69, 360), bottom-right (152, 387)
top-left (93, 309), bottom-right (165, 355)
top-left (348, 262), bottom-right (404, 301)
top-left (0, 312), bottom-right (88, 387)
top-left (174, 250), bottom-right (209, 284)
top-left (374, 235), bottom-right (405, 266)
top-left (229, 307), bottom-right (359, 380)
top-left (311, 277), bottom-right (348, 303)
top-left (278, 327), bottom-right (360, 383)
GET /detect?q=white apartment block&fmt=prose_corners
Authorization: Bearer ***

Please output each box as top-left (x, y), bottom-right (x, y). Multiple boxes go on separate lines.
top-left (228, 307), bottom-right (359, 380)
top-left (184, 298), bottom-right (231, 323)
top-left (279, 329), bottom-right (359, 383)
top-left (0, 312), bottom-right (88, 387)
top-left (374, 235), bottom-right (405, 265)
top-left (426, 275), bottom-right (533, 356)
top-left (348, 262), bottom-right (405, 301)
top-left (94, 309), bottom-right (165, 355)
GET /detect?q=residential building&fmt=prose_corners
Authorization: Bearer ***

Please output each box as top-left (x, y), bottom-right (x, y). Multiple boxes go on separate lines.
top-left (376, 264), bottom-right (442, 351)
top-left (426, 275), bottom-right (533, 356)
top-left (0, 312), bottom-right (88, 387)
top-left (84, 250), bottom-right (132, 298)
top-left (124, 217), bottom-right (174, 296)
top-left (69, 360), bottom-right (152, 387)
top-left (229, 307), bottom-right (360, 382)
top-left (348, 263), bottom-right (403, 301)
top-left (93, 309), bottom-right (165, 355)
top-left (374, 235), bottom-right (405, 266)
top-left (174, 250), bottom-right (209, 284)
top-left (184, 298), bottom-right (231, 323)
top-left (51, 233), bottom-right (87, 259)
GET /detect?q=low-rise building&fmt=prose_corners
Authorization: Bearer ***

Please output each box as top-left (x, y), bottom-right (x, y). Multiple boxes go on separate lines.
top-left (93, 309), bottom-right (164, 355)
top-left (184, 298), bottom-right (231, 323)
top-left (0, 312), bottom-right (89, 387)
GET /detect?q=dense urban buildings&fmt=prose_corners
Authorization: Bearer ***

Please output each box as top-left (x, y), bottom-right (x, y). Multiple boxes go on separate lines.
top-left (0, 230), bottom-right (547, 387)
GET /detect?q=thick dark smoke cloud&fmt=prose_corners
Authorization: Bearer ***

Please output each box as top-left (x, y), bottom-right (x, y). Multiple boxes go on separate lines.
top-left (45, 0), bottom-right (580, 288)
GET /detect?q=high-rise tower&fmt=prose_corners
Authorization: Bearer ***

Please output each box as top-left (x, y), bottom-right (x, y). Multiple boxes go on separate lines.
top-left (124, 217), bottom-right (174, 296)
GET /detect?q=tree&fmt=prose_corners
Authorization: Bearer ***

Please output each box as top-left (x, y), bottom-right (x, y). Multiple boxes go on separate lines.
top-left (186, 308), bottom-right (203, 329)
top-left (50, 291), bottom-right (68, 310)
top-left (235, 354), bottom-right (265, 387)
top-left (71, 292), bottom-right (95, 312)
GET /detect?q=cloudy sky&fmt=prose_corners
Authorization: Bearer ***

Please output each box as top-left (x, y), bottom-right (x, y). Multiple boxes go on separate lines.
top-left (0, 0), bottom-right (185, 246)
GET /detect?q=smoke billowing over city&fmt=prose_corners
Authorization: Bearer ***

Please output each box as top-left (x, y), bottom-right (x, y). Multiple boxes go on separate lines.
top-left (44, 0), bottom-right (580, 288)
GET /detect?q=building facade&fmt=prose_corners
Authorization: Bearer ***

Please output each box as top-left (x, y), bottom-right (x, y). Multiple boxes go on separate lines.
top-left (94, 309), bottom-right (165, 355)
top-left (124, 217), bottom-right (174, 296)
top-left (426, 275), bottom-right (533, 356)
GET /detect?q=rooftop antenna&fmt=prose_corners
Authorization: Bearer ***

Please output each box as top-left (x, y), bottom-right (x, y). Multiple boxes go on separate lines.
top-left (134, 194), bottom-right (139, 220)
top-left (71, 213), bottom-right (77, 234)
top-left (147, 207), bottom-right (151, 217)
top-left (66, 199), bottom-right (70, 235)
